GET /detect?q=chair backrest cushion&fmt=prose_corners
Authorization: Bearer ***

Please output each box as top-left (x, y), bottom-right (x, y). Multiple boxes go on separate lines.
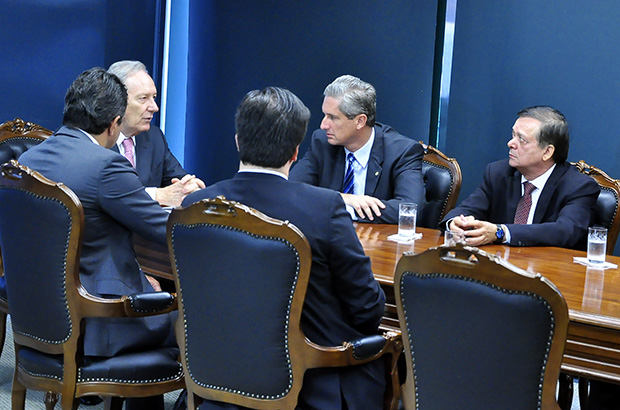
top-left (593, 186), bottom-right (618, 231)
top-left (0, 187), bottom-right (72, 343)
top-left (171, 222), bottom-right (301, 399)
top-left (0, 136), bottom-right (47, 164)
top-left (420, 161), bottom-right (454, 228)
top-left (399, 272), bottom-right (554, 410)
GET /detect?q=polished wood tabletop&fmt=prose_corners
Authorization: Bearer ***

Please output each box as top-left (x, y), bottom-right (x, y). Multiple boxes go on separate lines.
top-left (134, 223), bottom-right (620, 383)
top-left (354, 223), bottom-right (620, 383)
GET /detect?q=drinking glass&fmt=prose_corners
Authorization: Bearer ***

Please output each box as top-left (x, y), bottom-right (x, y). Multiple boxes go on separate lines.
top-left (398, 203), bottom-right (417, 237)
top-left (587, 226), bottom-right (607, 263)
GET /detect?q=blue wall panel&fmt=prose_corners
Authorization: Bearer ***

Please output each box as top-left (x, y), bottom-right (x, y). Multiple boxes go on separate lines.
top-left (446, 1), bottom-right (620, 204)
top-left (184, 1), bottom-right (439, 184)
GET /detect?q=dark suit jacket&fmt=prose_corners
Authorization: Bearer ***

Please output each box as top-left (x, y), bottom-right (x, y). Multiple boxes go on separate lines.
top-left (290, 123), bottom-right (425, 224)
top-left (20, 126), bottom-right (175, 356)
top-left (111, 125), bottom-right (186, 187)
top-left (182, 172), bottom-right (386, 410)
top-left (441, 159), bottom-right (600, 249)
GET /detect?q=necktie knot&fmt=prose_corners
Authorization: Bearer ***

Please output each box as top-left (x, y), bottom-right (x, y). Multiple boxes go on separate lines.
top-left (342, 153), bottom-right (356, 194)
top-left (523, 181), bottom-right (535, 196)
top-left (122, 138), bottom-right (135, 168)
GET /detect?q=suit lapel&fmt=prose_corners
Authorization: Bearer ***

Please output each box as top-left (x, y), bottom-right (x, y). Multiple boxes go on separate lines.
top-left (134, 132), bottom-right (152, 180)
top-left (365, 125), bottom-right (383, 195)
top-left (507, 171), bottom-right (522, 222)
top-left (533, 163), bottom-right (564, 223)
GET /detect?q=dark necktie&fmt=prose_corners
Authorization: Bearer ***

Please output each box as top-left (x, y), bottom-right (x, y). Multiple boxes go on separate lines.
top-left (122, 138), bottom-right (136, 168)
top-left (513, 181), bottom-right (535, 224)
top-left (342, 153), bottom-right (356, 194)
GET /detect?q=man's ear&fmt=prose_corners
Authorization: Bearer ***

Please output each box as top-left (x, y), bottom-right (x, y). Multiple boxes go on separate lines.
top-left (355, 114), bottom-right (368, 130)
top-left (291, 146), bottom-right (299, 162)
top-left (235, 134), bottom-right (240, 152)
top-left (542, 144), bottom-right (555, 162)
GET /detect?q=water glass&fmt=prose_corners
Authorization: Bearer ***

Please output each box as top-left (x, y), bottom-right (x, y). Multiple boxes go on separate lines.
top-left (587, 227), bottom-right (607, 263)
top-left (444, 230), bottom-right (466, 246)
top-left (398, 203), bottom-right (417, 237)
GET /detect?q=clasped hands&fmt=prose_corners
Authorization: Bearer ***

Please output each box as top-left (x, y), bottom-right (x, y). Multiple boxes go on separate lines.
top-left (448, 214), bottom-right (499, 246)
top-left (156, 174), bottom-right (206, 207)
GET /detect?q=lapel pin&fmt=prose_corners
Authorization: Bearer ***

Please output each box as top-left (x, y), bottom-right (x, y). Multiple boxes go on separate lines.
top-left (375, 171), bottom-right (379, 176)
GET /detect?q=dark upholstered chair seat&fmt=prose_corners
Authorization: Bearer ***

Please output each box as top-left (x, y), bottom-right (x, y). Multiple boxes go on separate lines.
top-left (18, 346), bottom-right (182, 383)
top-left (395, 245), bottom-right (568, 410)
top-left (168, 197), bottom-right (402, 410)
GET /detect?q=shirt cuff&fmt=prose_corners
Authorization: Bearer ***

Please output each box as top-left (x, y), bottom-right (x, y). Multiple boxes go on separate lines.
top-left (145, 187), bottom-right (157, 201)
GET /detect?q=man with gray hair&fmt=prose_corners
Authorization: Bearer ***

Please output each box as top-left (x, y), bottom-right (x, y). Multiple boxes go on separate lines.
top-left (290, 74), bottom-right (425, 224)
top-left (108, 60), bottom-right (204, 207)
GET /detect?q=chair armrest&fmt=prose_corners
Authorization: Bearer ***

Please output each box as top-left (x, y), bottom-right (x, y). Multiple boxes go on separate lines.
top-left (122, 292), bottom-right (178, 317)
top-left (347, 334), bottom-right (388, 360)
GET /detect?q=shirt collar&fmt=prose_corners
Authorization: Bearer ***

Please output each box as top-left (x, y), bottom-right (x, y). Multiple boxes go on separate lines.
top-left (522, 163), bottom-right (556, 190)
top-left (344, 127), bottom-right (375, 168)
top-left (77, 128), bottom-right (99, 145)
top-left (116, 132), bottom-right (135, 149)
top-left (238, 168), bottom-right (288, 180)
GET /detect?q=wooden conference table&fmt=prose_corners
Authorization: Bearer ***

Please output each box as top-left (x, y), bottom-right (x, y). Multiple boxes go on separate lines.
top-left (134, 224), bottom-right (620, 384)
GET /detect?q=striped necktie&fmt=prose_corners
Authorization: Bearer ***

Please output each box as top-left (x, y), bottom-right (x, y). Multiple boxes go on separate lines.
top-left (342, 153), bottom-right (356, 194)
top-left (513, 181), bottom-right (535, 224)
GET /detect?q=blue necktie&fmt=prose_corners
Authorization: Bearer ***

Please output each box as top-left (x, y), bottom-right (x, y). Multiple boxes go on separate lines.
top-left (343, 153), bottom-right (356, 194)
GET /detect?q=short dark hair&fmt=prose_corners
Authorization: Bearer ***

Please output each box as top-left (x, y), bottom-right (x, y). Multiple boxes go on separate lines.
top-left (517, 105), bottom-right (569, 163)
top-left (235, 87), bottom-right (310, 168)
top-left (63, 68), bottom-right (127, 135)
top-left (324, 75), bottom-right (376, 127)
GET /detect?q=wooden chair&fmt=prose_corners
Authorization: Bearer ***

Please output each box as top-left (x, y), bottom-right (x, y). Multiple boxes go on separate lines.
top-left (0, 118), bottom-right (53, 359)
top-left (167, 196), bottom-right (402, 410)
top-left (0, 160), bottom-right (184, 410)
top-left (394, 244), bottom-right (569, 410)
top-left (0, 117), bottom-right (53, 164)
top-left (572, 160), bottom-right (620, 255)
top-left (417, 142), bottom-right (462, 229)
top-left (570, 160), bottom-right (620, 409)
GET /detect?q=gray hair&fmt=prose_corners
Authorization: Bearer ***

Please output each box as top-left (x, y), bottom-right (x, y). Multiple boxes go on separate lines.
top-left (107, 60), bottom-right (148, 84)
top-left (323, 75), bottom-right (376, 127)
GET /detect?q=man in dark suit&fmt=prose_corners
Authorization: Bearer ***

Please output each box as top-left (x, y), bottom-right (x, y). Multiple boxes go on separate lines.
top-left (182, 87), bottom-right (387, 410)
top-left (290, 74), bottom-right (425, 224)
top-left (20, 68), bottom-right (176, 410)
top-left (440, 105), bottom-right (599, 250)
top-left (108, 60), bottom-right (204, 207)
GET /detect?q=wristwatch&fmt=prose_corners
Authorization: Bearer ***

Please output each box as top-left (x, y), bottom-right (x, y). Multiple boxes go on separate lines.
top-left (495, 224), bottom-right (505, 243)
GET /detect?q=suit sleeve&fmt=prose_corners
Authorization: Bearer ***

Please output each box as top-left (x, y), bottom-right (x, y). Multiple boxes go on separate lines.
top-left (289, 133), bottom-right (321, 186)
top-left (440, 163), bottom-right (496, 231)
top-left (98, 155), bottom-right (170, 245)
top-left (374, 140), bottom-right (425, 224)
top-left (507, 174), bottom-right (599, 248)
top-left (326, 193), bottom-right (385, 333)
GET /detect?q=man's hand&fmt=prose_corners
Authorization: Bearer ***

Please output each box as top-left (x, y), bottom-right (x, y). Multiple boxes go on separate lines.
top-left (156, 174), bottom-right (205, 207)
top-left (145, 274), bottom-right (162, 292)
top-left (341, 193), bottom-right (386, 221)
top-left (448, 214), bottom-right (498, 246)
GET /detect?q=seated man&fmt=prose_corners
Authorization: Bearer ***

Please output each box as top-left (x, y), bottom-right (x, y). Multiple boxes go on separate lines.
top-left (107, 60), bottom-right (204, 206)
top-left (20, 68), bottom-right (176, 410)
top-left (290, 74), bottom-right (425, 224)
top-left (440, 105), bottom-right (599, 250)
top-left (183, 87), bottom-right (386, 410)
